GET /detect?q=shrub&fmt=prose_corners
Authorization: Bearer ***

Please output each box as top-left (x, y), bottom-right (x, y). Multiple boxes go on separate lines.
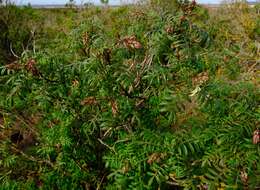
top-left (0, 1), bottom-right (259, 189)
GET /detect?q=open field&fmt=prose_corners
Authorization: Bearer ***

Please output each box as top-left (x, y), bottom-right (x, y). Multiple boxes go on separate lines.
top-left (0, 1), bottom-right (260, 189)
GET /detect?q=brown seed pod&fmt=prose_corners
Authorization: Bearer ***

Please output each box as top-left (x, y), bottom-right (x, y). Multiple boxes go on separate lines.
top-left (25, 59), bottom-right (40, 76)
top-left (110, 100), bottom-right (118, 117)
top-left (223, 56), bottom-right (229, 63)
top-left (82, 32), bottom-right (89, 47)
top-left (190, 71), bottom-right (209, 97)
top-left (81, 97), bottom-right (97, 106)
top-left (72, 79), bottom-right (79, 87)
top-left (165, 26), bottom-right (174, 34)
top-left (123, 36), bottom-right (142, 50)
top-left (253, 129), bottom-right (260, 144)
top-left (5, 62), bottom-right (22, 71)
top-left (240, 170), bottom-right (248, 184)
top-left (121, 162), bottom-right (131, 173)
top-left (147, 153), bottom-right (167, 165)
top-left (192, 71), bottom-right (209, 86)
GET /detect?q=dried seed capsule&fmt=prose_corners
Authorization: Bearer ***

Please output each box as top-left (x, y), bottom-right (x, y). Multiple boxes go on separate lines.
top-left (253, 129), bottom-right (260, 144)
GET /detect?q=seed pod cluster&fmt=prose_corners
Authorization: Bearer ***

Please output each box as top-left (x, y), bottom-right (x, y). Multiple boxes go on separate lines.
top-left (25, 59), bottom-right (40, 76)
top-left (72, 79), bottom-right (79, 87)
top-left (192, 71), bottom-right (209, 86)
top-left (110, 100), bottom-right (118, 117)
top-left (82, 32), bottom-right (89, 47)
top-left (123, 36), bottom-right (142, 50)
top-left (165, 26), bottom-right (174, 34)
top-left (5, 62), bottom-right (22, 71)
top-left (240, 170), bottom-right (248, 185)
top-left (81, 97), bottom-right (98, 106)
top-left (253, 129), bottom-right (260, 144)
top-left (147, 153), bottom-right (167, 165)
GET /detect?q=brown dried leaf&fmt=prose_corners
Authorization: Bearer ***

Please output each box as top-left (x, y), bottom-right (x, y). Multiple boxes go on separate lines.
top-left (123, 36), bottom-right (142, 50)
top-left (72, 79), bottom-right (79, 87)
top-left (192, 71), bottom-right (209, 86)
top-left (253, 129), bottom-right (260, 144)
top-left (81, 97), bottom-right (97, 106)
top-left (82, 32), bottom-right (89, 46)
top-left (165, 26), bottom-right (174, 34)
top-left (110, 100), bottom-right (118, 117)
top-left (5, 62), bottom-right (22, 71)
top-left (25, 59), bottom-right (40, 76)
top-left (122, 162), bottom-right (130, 173)
top-left (240, 170), bottom-right (248, 184)
top-left (147, 153), bottom-right (166, 165)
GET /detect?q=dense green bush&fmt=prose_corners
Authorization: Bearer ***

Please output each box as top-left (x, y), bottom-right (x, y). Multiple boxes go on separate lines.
top-left (0, 1), bottom-right (259, 189)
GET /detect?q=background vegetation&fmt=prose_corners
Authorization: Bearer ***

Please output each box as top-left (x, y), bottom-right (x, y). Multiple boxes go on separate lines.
top-left (0, 0), bottom-right (259, 189)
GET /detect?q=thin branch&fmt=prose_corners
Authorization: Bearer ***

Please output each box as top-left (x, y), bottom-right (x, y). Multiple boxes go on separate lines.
top-left (102, 127), bottom-right (113, 138)
top-left (0, 107), bottom-right (41, 135)
top-left (96, 174), bottom-right (106, 190)
top-left (97, 138), bottom-right (115, 153)
top-left (11, 145), bottom-right (54, 168)
top-left (10, 43), bottom-right (19, 58)
top-left (114, 138), bottom-right (131, 145)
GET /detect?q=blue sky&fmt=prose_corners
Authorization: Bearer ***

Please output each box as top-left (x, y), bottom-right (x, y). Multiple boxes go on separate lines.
top-left (16, 0), bottom-right (223, 5)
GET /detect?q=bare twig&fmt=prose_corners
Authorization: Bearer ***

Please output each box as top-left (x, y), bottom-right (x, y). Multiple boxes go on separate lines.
top-left (96, 174), bottom-right (106, 190)
top-left (97, 138), bottom-right (115, 153)
top-left (10, 43), bottom-right (19, 58)
top-left (11, 145), bottom-right (54, 168)
top-left (102, 127), bottom-right (113, 138)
